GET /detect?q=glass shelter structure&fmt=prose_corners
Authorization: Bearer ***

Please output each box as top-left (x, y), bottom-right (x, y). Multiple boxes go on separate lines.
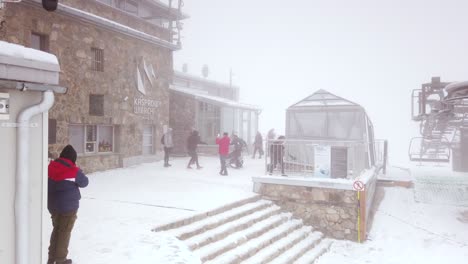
top-left (280, 89), bottom-right (384, 178)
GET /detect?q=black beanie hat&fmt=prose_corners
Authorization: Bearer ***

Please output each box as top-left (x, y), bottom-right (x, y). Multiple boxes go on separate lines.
top-left (60, 144), bottom-right (77, 164)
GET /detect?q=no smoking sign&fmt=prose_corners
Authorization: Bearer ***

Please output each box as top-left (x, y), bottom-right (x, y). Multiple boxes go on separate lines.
top-left (353, 180), bottom-right (365, 191)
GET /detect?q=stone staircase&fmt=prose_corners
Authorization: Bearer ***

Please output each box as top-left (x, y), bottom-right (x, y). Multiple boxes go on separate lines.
top-left (153, 195), bottom-right (333, 264)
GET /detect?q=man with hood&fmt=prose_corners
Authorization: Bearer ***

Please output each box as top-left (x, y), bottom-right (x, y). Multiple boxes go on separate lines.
top-left (161, 127), bottom-right (174, 167)
top-left (47, 145), bottom-right (89, 264)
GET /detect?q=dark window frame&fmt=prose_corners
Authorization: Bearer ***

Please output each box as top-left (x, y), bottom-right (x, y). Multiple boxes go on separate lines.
top-left (30, 32), bottom-right (49, 52)
top-left (48, 118), bottom-right (57, 144)
top-left (91, 47), bottom-right (104, 72)
top-left (89, 94), bottom-right (105, 116)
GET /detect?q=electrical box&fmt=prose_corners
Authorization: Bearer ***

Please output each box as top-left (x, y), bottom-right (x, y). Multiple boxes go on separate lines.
top-left (0, 92), bottom-right (10, 120)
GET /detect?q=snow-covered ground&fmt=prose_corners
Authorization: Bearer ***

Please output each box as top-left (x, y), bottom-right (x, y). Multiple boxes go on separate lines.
top-left (43, 157), bottom-right (468, 264)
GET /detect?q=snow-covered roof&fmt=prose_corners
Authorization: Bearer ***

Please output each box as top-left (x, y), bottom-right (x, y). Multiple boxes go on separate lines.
top-left (289, 89), bottom-right (361, 109)
top-left (0, 41), bottom-right (60, 85)
top-left (170, 85), bottom-right (261, 111)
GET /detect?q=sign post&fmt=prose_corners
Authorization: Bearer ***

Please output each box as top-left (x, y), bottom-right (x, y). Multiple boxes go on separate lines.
top-left (353, 180), bottom-right (365, 243)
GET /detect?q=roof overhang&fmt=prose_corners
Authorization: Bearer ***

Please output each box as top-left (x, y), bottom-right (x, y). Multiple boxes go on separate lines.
top-left (170, 85), bottom-right (261, 112)
top-left (21, 0), bottom-right (180, 51)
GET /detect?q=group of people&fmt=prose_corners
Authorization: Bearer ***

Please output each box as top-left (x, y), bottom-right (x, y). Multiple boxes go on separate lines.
top-left (46, 128), bottom-right (287, 263)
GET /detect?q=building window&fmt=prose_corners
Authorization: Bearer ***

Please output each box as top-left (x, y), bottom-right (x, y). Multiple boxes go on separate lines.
top-left (142, 125), bottom-right (154, 155)
top-left (89, 94), bottom-right (104, 116)
top-left (198, 102), bottom-right (220, 143)
top-left (69, 124), bottom-right (114, 154)
top-left (30, 32), bottom-right (49, 52)
top-left (49, 119), bottom-right (57, 144)
top-left (91, 47), bottom-right (104, 72)
top-left (117, 0), bottom-right (138, 14)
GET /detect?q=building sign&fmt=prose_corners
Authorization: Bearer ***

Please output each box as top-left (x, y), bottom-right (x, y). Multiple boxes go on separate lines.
top-left (134, 97), bottom-right (160, 116)
top-left (314, 145), bottom-right (331, 178)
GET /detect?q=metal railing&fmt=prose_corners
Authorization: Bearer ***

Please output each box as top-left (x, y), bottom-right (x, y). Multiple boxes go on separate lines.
top-left (265, 139), bottom-right (387, 179)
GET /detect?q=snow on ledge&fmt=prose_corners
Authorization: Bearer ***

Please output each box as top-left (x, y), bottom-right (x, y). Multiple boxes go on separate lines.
top-left (0, 41), bottom-right (59, 66)
top-left (252, 167), bottom-right (379, 191)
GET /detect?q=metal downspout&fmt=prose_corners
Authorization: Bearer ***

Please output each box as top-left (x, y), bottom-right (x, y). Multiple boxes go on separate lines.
top-left (15, 90), bottom-right (54, 264)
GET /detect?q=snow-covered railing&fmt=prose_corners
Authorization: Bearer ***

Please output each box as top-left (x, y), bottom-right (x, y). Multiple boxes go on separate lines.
top-left (265, 138), bottom-right (387, 179)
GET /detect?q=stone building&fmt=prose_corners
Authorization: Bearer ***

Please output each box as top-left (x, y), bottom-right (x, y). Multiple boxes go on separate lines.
top-left (0, 0), bottom-right (186, 172)
top-left (170, 70), bottom-right (261, 154)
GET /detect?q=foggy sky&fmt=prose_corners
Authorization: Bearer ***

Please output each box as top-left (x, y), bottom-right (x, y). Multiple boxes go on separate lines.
top-left (174, 0), bottom-right (468, 164)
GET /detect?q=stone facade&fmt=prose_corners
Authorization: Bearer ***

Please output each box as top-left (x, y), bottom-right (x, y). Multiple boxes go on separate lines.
top-left (254, 183), bottom-right (359, 241)
top-left (169, 91), bottom-right (197, 154)
top-left (0, 1), bottom-right (177, 172)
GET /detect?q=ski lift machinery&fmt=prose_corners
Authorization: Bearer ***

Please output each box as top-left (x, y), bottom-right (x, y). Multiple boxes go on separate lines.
top-left (409, 77), bottom-right (468, 172)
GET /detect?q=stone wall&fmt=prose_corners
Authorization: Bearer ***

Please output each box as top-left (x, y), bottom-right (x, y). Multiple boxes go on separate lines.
top-left (1, 3), bottom-right (173, 173)
top-left (169, 92), bottom-right (196, 155)
top-left (254, 182), bottom-right (359, 241)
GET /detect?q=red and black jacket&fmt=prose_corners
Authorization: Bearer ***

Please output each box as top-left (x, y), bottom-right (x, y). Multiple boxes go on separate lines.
top-left (48, 158), bottom-right (89, 214)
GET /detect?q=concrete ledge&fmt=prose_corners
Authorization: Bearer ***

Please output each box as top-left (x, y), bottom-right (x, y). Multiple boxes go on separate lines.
top-left (252, 175), bottom-right (354, 191)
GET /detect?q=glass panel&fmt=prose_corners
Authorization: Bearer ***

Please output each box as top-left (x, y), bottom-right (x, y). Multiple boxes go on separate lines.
top-left (242, 111), bottom-right (250, 142)
top-left (327, 111), bottom-right (364, 140)
top-left (250, 112), bottom-right (257, 144)
top-left (86, 125), bottom-right (97, 142)
top-left (98, 126), bottom-right (113, 152)
top-left (222, 107), bottom-right (235, 135)
top-left (69, 125), bottom-right (84, 154)
top-left (292, 112), bottom-right (327, 138)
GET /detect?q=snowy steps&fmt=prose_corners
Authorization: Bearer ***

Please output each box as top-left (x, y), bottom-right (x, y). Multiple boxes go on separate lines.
top-left (153, 195), bottom-right (332, 263)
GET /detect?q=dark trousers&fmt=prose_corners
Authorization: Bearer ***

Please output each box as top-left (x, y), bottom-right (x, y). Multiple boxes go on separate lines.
top-left (164, 147), bottom-right (172, 165)
top-left (188, 150), bottom-right (200, 167)
top-left (220, 154), bottom-right (228, 175)
top-left (269, 156), bottom-right (285, 174)
top-left (252, 145), bottom-right (264, 158)
top-left (48, 211), bottom-right (77, 262)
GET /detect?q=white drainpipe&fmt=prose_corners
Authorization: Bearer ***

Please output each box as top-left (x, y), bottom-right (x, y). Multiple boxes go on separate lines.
top-left (15, 90), bottom-right (54, 264)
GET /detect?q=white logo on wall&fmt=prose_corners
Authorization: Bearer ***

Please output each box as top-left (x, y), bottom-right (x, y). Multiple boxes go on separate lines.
top-left (134, 59), bottom-right (160, 118)
top-left (136, 58), bottom-right (158, 95)
top-left (314, 145), bottom-right (331, 178)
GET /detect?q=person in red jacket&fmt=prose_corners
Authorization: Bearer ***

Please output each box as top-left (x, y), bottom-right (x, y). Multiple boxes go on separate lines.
top-left (216, 132), bottom-right (231, 176)
top-left (47, 145), bottom-right (89, 264)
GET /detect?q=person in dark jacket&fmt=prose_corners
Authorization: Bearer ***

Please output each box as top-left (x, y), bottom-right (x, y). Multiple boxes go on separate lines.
top-left (252, 131), bottom-right (264, 159)
top-left (269, 136), bottom-right (286, 176)
top-left (187, 130), bottom-right (206, 169)
top-left (47, 145), bottom-right (89, 264)
top-left (230, 134), bottom-right (247, 168)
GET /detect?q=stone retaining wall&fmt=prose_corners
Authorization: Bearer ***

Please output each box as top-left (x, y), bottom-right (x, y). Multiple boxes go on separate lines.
top-left (254, 182), bottom-right (359, 241)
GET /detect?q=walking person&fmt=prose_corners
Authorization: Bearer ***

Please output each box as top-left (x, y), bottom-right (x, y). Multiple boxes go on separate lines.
top-left (216, 132), bottom-right (231, 176)
top-left (47, 145), bottom-right (89, 264)
top-left (187, 130), bottom-right (205, 169)
top-left (269, 135), bottom-right (286, 176)
top-left (161, 127), bottom-right (174, 167)
top-left (252, 131), bottom-right (264, 159)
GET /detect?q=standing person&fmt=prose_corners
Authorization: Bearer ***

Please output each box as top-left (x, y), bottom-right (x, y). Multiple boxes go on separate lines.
top-left (161, 127), bottom-right (174, 167)
top-left (252, 131), bottom-right (264, 159)
top-left (216, 132), bottom-right (231, 176)
top-left (269, 136), bottom-right (286, 176)
top-left (187, 130), bottom-right (205, 169)
top-left (47, 145), bottom-right (89, 264)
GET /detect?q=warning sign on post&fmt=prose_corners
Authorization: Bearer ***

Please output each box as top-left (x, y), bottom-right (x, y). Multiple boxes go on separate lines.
top-left (353, 180), bottom-right (365, 191)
